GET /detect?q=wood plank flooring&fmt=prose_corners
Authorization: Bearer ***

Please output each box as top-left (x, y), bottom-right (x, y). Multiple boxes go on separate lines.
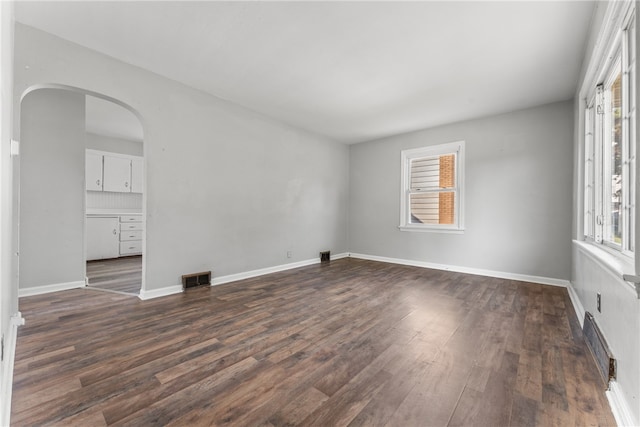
top-left (86, 256), bottom-right (142, 295)
top-left (12, 258), bottom-right (615, 426)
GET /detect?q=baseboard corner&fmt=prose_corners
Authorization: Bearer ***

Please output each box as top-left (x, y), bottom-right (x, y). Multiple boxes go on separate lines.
top-left (606, 380), bottom-right (638, 427)
top-left (0, 311), bottom-right (25, 426)
top-left (138, 285), bottom-right (183, 300)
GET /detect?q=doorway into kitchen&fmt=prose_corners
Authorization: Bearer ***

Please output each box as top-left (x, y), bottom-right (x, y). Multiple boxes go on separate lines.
top-left (17, 87), bottom-right (145, 299)
top-left (86, 256), bottom-right (141, 294)
top-left (84, 95), bottom-right (144, 296)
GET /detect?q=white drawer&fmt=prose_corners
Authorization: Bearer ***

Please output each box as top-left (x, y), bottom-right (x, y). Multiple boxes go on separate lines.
top-left (120, 215), bottom-right (142, 223)
top-left (120, 222), bottom-right (143, 231)
top-left (120, 241), bottom-right (142, 255)
top-left (120, 230), bottom-right (142, 242)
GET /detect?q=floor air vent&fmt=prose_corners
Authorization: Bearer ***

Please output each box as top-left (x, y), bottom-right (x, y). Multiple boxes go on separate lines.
top-left (583, 311), bottom-right (616, 383)
top-left (320, 251), bottom-right (330, 263)
top-left (182, 271), bottom-right (211, 289)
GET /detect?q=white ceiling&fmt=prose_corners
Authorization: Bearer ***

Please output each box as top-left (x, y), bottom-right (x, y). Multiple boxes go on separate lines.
top-left (15, 1), bottom-right (595, 144)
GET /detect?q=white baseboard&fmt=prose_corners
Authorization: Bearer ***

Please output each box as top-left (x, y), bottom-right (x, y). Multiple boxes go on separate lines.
top-left (138, 285), bottom-right (182, 300)
top-left (0, 312), bottom-right (25, 426)
top-left (606, 380), bottom-right (638, 427)
top-left (212, 252), bottom-right (349, 286)
top-left (136, 252), bottom-right (349, 300)
top-left (18, 280), bottom-right (85, 298)
top-left (348, 253), bottom-right (570, 288)
top-left (566, 281), bottom-right (586, 328)
top-left (351, 252), bottom-right (640, 426)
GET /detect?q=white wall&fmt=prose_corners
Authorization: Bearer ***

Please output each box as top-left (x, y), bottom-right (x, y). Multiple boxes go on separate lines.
top-left (349, 101), bottom-right (574, 281)
top-left (86, 131), bottom-right (143, 157)
top-left (13, 23), bottom-right (349, 292)
top-left (19, 89), bottom-right (86, 290)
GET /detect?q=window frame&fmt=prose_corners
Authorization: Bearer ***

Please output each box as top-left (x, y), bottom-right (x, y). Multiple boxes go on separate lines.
top-left (399, 141), bottom-right (465, 233)
top-left (602, 52), bottom-right (624, 250)
top-left (582, 4), bottom-right (635, 258)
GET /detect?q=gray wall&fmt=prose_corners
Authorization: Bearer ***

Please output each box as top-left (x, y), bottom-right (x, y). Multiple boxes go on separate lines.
top-left (572, 244), bottom-right (639, 423)
top-left (14, 23), bottom-right (349, 291)
top-left (349, 101), bottom-right (574, 280)
top-left (86, 131), bottom-right (143, 156)
top-left (19, 89), bottom-right (86, 289)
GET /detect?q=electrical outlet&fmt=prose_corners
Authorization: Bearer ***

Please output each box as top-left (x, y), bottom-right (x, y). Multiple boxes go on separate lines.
top-left (597, 293), bottom-right (602, 313)
top-left (287, 251), bottom-right (292, 258)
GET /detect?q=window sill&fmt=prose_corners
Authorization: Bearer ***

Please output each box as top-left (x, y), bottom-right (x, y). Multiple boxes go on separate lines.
top-left (573, 239), bottom-right (636, 278)
top-left (398, 225), bottom-right (465, 234)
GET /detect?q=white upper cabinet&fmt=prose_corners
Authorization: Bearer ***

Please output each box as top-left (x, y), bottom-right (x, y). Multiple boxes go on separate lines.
top-left (103, 155), bottom-right (131, 193)
top-left (86, 151), bottom-right (103, 191)
top-left (86, 150), bottom-right (143, 194)
top-left (130, 157), bottom-right (144, 194)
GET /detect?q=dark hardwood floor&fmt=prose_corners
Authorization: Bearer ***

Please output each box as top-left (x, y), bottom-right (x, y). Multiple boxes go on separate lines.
top-left (86, 256), bottom-right (142, 295)
top-left (12, 258), bottom-right (615, 426)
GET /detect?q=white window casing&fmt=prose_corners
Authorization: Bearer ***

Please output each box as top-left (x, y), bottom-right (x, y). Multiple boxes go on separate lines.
top-left (399, 141), bottom-right (465, 233)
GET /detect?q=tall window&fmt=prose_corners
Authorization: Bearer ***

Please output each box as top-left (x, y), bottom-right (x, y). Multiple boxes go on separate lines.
top-left (583, 8), bottom-right (635, 254)
top-left (400, 141), bottom-right (464, 232)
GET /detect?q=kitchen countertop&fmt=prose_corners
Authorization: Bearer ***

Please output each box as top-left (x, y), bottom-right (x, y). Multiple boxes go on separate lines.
top-left (86, 210), bottom-right (143, 216)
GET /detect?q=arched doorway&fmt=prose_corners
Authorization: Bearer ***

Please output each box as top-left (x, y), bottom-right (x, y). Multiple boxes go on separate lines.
top-left (16, 86), bottom-right (145, 297)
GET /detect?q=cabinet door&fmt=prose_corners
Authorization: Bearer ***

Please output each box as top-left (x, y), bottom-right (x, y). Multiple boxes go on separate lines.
top-left (86, 152), bottom-right (103, 191)
top-left (131, 157), bottom-right (144, 193)
top-left (103, 155), bottom-right (131, 192)
top-left (86, 217), bottom-right (119, 260)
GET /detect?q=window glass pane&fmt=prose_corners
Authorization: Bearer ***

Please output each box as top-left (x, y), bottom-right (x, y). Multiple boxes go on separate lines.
top-left (439, 154), bottom-right (456, 189)
top-left (410, 156), bottom-right (439, 190)
top-left (629, 15), bottom-right (636, 64)
top-left (410, 154), bottom-right (456, 190)
top-left (584, 105), bottom-right (595, 238)
top-left (628, 16), bottom-right (636, 251)
top-left (629, 108), bottom-right (636, 252)
top-left (410, 192), bottom-right (455, 225)
top-left (609, 72), bottom-right (623, 244)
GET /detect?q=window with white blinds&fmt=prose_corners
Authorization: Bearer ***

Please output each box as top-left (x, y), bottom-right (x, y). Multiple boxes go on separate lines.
top-left (400, 141), bottom-right (465, 232)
